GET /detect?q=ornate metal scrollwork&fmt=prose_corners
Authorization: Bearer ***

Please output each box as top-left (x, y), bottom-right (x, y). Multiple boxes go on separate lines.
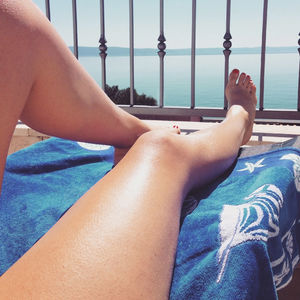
top-left (223, 31), bottom-right (232, 109)
top-left (298, 32), bottom-right (300, 55)
top-left (99, 36), bottom-right (107, 59)
top-left (223, 32), bottom-right (232, 56)
top-left (157, 34), bottom-right (166, 58)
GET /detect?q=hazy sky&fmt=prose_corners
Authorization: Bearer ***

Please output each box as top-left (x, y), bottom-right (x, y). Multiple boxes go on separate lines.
top-left (32, 0), bottom-right (300, 49)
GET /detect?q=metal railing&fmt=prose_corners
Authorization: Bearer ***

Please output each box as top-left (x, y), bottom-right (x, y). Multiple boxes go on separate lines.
top-left (45, 0), bottom-right (300, 124)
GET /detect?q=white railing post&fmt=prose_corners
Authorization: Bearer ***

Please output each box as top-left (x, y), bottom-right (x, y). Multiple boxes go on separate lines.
top-left (259, 0), bottom-right (268, 111)
top-left (45, 0), bottom-right (51, 20)
top-left (157, 0), bottom-right (166, 108)
top-left (191, 0), bottom-right (197, 109)
top-left (129, 0), bottom-right (135, 106)
top-left (223, 0), bottom-right (232, 110)
top-left (298, 32), bottom-right (300, 111)
top-left (72, 0), bottom-right (79, 59)
top-left (99, 0), bottom-right (107, 90)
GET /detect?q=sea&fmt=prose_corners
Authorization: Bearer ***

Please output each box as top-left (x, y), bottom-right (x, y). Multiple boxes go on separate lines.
top-left (79, 52), bottom-right (299, 110)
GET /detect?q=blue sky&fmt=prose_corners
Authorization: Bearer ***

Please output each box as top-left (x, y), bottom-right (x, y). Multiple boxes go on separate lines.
top-left (33, 0), bottom-right (300, 49)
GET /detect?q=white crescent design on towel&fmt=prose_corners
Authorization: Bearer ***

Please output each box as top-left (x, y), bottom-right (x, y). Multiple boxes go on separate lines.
top-left (280, 153), bottom-right (300, 192)
top-left (77, 142), bottom-right (111, 151)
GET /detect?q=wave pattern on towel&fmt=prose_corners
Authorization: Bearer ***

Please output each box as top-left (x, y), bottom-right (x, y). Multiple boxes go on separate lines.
top-left (280, 153), bottom-right (300, 192)
top-left (217, 184), bottom-right (283, 283)
top-left (170, 146), bottom-right (300, 300)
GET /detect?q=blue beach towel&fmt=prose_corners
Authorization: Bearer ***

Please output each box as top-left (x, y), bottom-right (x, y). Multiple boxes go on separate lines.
top-left (170, 144), bottom-right (300, 300)
top-left (0, 138), bottom-right (114, 274)
top-left (1, 137), bottom-right (300, 300)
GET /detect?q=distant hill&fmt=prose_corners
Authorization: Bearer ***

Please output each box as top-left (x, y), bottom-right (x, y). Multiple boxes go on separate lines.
top-left (70, 46), bottom-right (297, 57)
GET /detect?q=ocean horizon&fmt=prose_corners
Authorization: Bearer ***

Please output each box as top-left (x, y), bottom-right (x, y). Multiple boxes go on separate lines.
top-left (72, 46), bottom-right (298, 57)
top-left (77, 49), bottom-right (299, 110)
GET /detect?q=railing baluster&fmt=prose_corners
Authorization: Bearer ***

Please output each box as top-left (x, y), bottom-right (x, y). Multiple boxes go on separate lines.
top-left (298, 32), bottom-right (300, 111)
top-left (223, 0), bottom-right (232, 110)
top-left (99, 0), bottom-right (107, 90)
top-left (129, 0), bottom-right (135, 106)
top-left (259, 0), bottom-right (268, 111)
top-left (45, 0), bottom-right (51, 21)
top-left (191, 0), bottom-right (197, 109)
top-left (157, 0), bottom-right (166, 108)
top-left (34, 0), bottom-right (300, 123)
top-left (72, 0), bottom-right (79, 59)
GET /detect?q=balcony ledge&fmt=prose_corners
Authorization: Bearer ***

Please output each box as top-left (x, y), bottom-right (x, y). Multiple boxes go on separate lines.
top-left (9, 121), bottom-right (300, 155)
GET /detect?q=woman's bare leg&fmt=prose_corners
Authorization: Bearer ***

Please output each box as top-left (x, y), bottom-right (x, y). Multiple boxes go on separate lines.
top-left (0, 65), bottom-right (257, 299)
top-left (0, 0), bottom-right (152, 193)
top-left (0, 0), bottom-right (258, 298)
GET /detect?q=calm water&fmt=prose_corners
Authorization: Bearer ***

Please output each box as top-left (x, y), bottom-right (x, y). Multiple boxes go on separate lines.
top-left (79, 53), bottom-right (299, 109)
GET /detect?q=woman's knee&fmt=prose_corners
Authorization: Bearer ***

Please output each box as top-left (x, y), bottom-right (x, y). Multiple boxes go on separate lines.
top-left (135, 130), bottom-right (183, 162)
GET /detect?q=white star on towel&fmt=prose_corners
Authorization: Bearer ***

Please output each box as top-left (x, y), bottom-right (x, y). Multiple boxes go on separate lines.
top-left (238, 158), bottom-right (266, 173)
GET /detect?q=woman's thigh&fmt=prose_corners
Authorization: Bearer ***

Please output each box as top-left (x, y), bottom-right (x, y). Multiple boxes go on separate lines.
top-left (0, 0), bottom-right (38, 192)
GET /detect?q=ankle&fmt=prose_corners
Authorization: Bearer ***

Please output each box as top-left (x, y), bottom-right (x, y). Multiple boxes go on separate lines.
top-left (227, 105), bottom-right (250, 126)
top-left (227, 104), bottom-right (248, 118)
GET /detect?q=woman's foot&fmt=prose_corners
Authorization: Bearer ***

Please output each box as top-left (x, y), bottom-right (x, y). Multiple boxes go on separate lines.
top-left (225, 69), bottom-right (257, 144)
